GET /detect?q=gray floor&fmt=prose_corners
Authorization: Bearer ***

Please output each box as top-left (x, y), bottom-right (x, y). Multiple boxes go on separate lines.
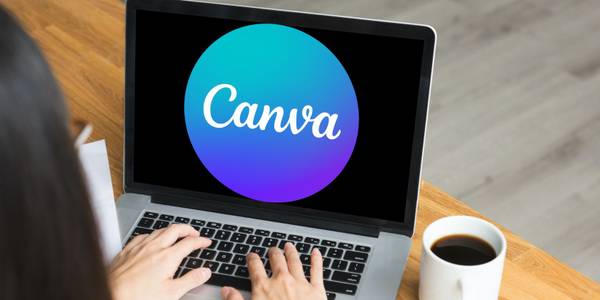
top-left (216, 0), bottom-right (600, 281)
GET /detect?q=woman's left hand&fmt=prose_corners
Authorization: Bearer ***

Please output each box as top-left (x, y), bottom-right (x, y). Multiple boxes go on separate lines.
top-left (109, 224), bottom-right (213, 300)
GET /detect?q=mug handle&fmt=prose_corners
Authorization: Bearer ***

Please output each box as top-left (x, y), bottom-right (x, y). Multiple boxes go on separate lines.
top-left (459, 277), bottom-right (476, 300)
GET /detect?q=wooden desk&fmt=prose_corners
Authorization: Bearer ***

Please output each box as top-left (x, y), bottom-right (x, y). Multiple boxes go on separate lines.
top-left (3, 0), bottom-right (599, 299)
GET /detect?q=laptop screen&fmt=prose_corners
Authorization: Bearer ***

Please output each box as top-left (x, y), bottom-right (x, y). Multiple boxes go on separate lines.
top-left (131, 8), bottom-right (427, 226)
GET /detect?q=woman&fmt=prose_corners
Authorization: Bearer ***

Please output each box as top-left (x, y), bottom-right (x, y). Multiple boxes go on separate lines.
top-left (0, 6), bottom-right (326, 300)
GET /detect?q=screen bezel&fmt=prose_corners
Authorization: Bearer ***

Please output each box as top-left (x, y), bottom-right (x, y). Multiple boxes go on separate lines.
top-left (124, 0), bottom-right (435, 236)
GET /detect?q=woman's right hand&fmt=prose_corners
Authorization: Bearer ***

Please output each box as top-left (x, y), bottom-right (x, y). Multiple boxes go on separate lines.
top-left (220, 242), bottom-right (327, 300)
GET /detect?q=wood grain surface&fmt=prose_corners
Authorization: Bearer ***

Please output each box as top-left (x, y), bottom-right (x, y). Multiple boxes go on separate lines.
top-left (1, 0), bottom-right (598, 299)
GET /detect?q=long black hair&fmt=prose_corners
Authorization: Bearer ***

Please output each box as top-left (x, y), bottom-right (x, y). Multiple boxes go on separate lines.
top-left (0, 6), bottom-right (112, 300)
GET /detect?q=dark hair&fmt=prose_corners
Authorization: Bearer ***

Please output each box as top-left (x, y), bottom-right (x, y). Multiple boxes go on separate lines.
top-left (0, 7), bottom-right (112, 300)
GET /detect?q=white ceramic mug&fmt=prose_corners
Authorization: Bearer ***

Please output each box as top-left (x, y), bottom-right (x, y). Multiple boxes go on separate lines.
top-left (419, 216), bottom-right (507, 300)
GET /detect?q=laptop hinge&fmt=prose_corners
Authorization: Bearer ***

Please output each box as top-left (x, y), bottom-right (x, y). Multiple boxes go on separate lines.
top-left (151, 193), bottom-right (380, 238)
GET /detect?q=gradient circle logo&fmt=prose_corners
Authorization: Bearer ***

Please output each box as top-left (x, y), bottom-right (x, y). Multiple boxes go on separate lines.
top-left (184, 24), bottom-right (358, 203)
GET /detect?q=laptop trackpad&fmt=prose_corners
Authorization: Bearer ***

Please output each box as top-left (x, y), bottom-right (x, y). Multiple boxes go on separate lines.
top-left (183, 284), bottom-right (250, 300)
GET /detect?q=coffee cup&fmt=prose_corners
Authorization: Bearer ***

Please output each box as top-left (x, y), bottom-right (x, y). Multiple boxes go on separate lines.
top-left (419, 216), bottom-right (507, 300)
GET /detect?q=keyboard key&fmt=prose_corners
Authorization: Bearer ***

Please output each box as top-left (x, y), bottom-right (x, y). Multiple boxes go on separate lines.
top-left (296, 243), bottom-right (311, 253)
top-left (233, 244), bottom-right (250, 254)
top-left (179, 257), bottom-right (187, 267)
top-left (247, 235), bottom-right (263, 245)
top-left (181, 267), bottom-right (192, 276)
top-left (223, 224), bottom-right (238, 231)
top-left (327, 248), bottom-right (343, 258)
top-left (191, 219), bottom-right (205, 226)
top-left (186, 258), bottom-right (203, 269)
top-left (324, 280), bottom-right (357, 295)
top-left (215, 230), bottom-right (231, 240)
top-left (174, 267), bottom-right (183, 278)
top-left (355, 245), bottom-right (371, 253)
top-left (262, 238), bottom-right (278, 247)
top-left (232, 254), bottom-right (246, 265)
top-left (203, 261), bottom-right (219, 272)
top-left (207, 222), bottom-right (221, 229)
top-left (233, 244), bottom-right (250, 255)
top-left (152, 221), bottom-right (169, 230)
top-left (278, 240), bottom-right (291, 249)
top-left (271, 232), bottom-right (286, 239)
top-left (216, 252), bottom-right (233, 263)
top-left (255, 229), bottom-right (270, 236)
top-left (326, 292), bottom-right (337, 300)
top-left (174, 217), bottom-right (190, 224)
top-left (305, 237), bottom-right (319, 244)
top-left (302, 265), bottom-right (311, 276)
top-left (300, 254), bottom-right (311, 265)
top-left (338, 242), bottom-right (353, 250)
top-left (207, 240), bottom-right (217, 249)
top-left (323, 269), bottom-right (332, 279)
top-left (192, 226), bottom-right (200, 231)
top-left (344, 250), bottom-right (368, 263)
top-left (323, 257), bottom-right (332, 268)
top-left (313, 246), bottom-right (327, 255)
top-left (219, 263), bottom-right (236, 275)
top-left (217, 241), bottom-right (234, 252)
top-left (159, 214), bottom-right (174, 221)
top-left (132, 227), bottom-right (153, 236)
top-left (239, 227), bottom-right (253, 234)
top-left (235, 266), bottom-right (249, 278)
top-left (331, 259), bottom-right (348, 271)
top-left (332, 271), bottom-right (361, 284)
top-left (288, 234), bottom-right (303, 241)
top-left (199, 250), bottom-right (216, 260)
top-left (143, 211), bottom-right (159, 219)
top-left (200, 228), bottom-right (216, 238)
top-left (206, 273), bottom-right (250, 291)
top-left (189, 249), bottom-right (201, 258)
top-left (348, 262), bottom-right (365, 273)
top-left (230, 233), bottom-right (247, 243)
top-left (137, 218), bottom-right (154, 228)
top-left (321, 240), bottom-right (336, 247)
top-left (250, 246), bottom-right (266, 257)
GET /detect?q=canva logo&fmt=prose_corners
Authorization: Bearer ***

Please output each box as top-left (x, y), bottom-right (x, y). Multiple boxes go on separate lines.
top-left (184, 24), bottom-right (358, 203)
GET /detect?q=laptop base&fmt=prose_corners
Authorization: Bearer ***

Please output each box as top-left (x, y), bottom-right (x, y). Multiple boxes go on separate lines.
top-left (117, 193), bottom-right (412, 299)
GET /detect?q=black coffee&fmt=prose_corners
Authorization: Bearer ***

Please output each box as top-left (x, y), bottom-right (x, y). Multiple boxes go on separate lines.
top-left (431, 234), bottom-right (496, 266)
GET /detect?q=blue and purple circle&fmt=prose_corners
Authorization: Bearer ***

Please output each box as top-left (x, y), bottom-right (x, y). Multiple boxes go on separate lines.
top-left (184, 24), bottom-right (358, 203)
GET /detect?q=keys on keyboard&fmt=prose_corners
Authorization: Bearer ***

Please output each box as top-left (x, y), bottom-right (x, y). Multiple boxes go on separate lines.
top-left (215, 230), bottom-right (231, 240)
top-left (223, 224), bottom-right (238, 231)
top-left (175, 216), bottom-right (190, 224)
top-left (127, 211), bottom-right (372, 298)
top-left (255, 229), bottom-right (270, 236)
top-left (239, 227), bottom-right (253, 234)
top-left (207, 222), bottom-right (221, 229)
top-left (191, 219), bottom-right (205, 226)
top-left (137, 217), bottom-right (154, 228)
top-left (159, 214), bottom-right (174, 221)
top-left (343, 250), bottom-right (368, 263)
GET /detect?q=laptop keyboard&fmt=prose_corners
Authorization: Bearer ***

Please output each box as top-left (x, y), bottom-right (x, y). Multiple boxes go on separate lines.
top-left (126, 211), bottom-right (372, 299)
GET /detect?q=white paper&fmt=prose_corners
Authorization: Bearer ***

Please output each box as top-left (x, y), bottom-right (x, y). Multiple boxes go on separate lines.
top-left (79, 139), bottom-right (121, 263)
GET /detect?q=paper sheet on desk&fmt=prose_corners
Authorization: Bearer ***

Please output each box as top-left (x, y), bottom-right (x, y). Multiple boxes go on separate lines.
top-left (79, 140), bottom-right (121, 264)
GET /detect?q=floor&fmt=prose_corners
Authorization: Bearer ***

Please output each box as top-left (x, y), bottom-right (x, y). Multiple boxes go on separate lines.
top-left (220, 0), bottom-right (600, 281)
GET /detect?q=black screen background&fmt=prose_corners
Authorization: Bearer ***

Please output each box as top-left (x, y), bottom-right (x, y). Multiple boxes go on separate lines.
top-left (133, 10), bottom-right (424, 223)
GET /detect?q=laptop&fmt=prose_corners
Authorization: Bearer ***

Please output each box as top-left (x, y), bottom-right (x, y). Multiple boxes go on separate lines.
top-left (117, 1), bottom-right (435, 299)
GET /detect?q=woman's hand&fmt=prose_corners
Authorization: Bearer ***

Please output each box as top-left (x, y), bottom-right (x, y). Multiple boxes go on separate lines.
top-left (109, 224), bottom-right (212, 300)
top-left (221, 242), bottom-right (327, 300)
